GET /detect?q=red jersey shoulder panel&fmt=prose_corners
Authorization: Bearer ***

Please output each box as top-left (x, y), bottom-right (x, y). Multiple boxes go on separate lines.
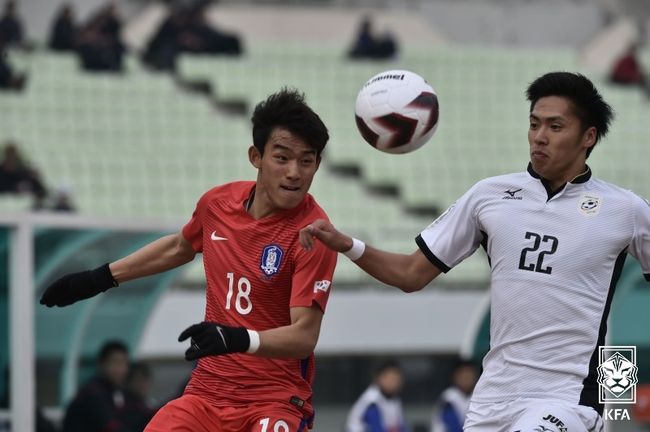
top-left (181, 182), bottom-right (255, 252)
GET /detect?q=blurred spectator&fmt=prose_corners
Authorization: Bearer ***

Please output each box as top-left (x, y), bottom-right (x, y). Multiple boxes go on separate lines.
top-left (0, 1), bottom-right (22, 47)
top-left (62, 340), bottom-right (131, 432)
top-left (50, 185), bottom-right (76, 212)
top-left (0, 142), bottom-right (47, 201)
top-left (430, 359), bottom-right (478, 432)
top-left (142, 6), bottom-right (189, 71)
top-left (48, 4), bottom-right (77, 52)
top-left (346, 360), bottom-right (408, 432)
top-left (347, 16), bottom-right (397, 60)
top-left (1, 366), bottom-right (59, 432)
top-left (122, 362), bottom-right (157, 432)
top-left (143, 1), bottom-right (242, 71)
top-left (0, 38), bottom-right (26, 91)
top-left (76, 2), bottom-right (125, 72)
top-left (609, 42), bottom-right (650, 99)
top-left (183, 3), bottom-right (242, 55)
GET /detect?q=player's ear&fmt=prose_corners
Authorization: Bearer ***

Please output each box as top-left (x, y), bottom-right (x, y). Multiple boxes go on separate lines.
top-left (315, 156), bottom-right (321, 171)
top-left (248, 146), bottom-right (262, 169)
top-left (583, 126), bottom-right (596, 150)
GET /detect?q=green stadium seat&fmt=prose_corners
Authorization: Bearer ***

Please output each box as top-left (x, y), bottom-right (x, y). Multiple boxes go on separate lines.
top-left (3, 47), bottom-right (650, 286)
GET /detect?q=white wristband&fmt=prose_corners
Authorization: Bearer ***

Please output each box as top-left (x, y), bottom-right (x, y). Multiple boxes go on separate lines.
top-left (246, 330), bottom-right (260, 354)
top-left (343, 238), bottom-right (366, 261)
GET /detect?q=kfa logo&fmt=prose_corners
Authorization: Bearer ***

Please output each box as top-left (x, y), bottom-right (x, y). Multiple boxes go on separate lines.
top-left (503, 188), bottom-right (523, 200)
top-left (597, 346), bottom-right (638, 404)
top-left (260, 244), bottom-right (284, 277)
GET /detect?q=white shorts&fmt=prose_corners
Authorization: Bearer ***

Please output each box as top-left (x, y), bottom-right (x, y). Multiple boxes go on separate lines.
top-left (464, 399), bottom-right (604, 432)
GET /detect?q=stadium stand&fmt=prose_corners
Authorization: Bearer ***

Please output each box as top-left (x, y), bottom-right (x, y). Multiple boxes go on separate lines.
top-left (3, 3), bottom-right (650, 432)
top-left (3, 40), bottom-right (650, 286)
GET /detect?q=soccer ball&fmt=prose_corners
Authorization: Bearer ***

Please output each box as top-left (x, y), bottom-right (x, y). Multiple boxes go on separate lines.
top-left (355, 70), bottom-right (439, 154)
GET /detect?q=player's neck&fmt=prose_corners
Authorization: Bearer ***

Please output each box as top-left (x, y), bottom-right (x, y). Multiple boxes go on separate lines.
top-left (531, 161), bottom-right (589, 192)
top-left (245, 188), bottom-right (277, 220)
top-left (552, 163), bottom-right (589, 190)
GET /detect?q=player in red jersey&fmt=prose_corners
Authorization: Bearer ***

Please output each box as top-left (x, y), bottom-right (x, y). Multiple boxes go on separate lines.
top-left (40, 89), bottom-right (338, 431)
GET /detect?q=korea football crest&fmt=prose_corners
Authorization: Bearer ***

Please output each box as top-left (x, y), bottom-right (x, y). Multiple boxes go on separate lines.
top-left (260, 244), bottom-right (284, 277)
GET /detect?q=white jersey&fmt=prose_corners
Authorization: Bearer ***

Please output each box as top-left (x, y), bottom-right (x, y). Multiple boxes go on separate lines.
top-left (417, 165), bottom-right (650, 414)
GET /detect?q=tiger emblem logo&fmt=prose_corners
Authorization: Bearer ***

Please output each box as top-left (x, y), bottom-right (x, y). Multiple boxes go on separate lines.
top-left (597, 352), bottom-right (638, 397)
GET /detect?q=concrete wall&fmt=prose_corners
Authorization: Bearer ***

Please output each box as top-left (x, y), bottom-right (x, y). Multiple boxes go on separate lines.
top-left (420, 0), bottom-right (605, 48)
top-left (13, 0), bottom-right (612, 49)
top-left (138, 289), bottom-right (489, 357)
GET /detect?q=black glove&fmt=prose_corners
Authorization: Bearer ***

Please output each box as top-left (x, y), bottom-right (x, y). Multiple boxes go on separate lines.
top-left (40, 263), bottom-right (119, 307)
top-left (178, 322), bottom-right (250, 361)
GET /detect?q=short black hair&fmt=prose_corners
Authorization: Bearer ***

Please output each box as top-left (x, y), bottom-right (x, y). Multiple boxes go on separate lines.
top-left (251, 88), bottom-right (329, 157)
top-left (451, 357), bottom-right (477, 372)
top-left (128, 361), bottom-right (151, 380)
top-left (373, 359), bottom-right (401, 377)
top-left (526, 72), bottom-right (614, 158)
top-left (98, 340), bottom-right (128, 363)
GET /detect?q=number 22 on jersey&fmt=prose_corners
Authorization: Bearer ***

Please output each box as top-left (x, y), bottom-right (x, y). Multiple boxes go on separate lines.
top-left (518, 231), bottom-right (559, 274)
top-left (225, 272), bottom-right (253, 315)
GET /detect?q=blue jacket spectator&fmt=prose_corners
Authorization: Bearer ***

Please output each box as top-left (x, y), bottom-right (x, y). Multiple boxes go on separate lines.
top-left (430, 360), bottom-right (478, 432)
top-left (346, 360), bottom-right (408, 432)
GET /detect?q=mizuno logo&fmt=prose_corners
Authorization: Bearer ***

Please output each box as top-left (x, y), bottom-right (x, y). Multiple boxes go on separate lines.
top-left (211, 231), bottom-right (228, 241)
top-left (503, 188), bottom-right (523, 200)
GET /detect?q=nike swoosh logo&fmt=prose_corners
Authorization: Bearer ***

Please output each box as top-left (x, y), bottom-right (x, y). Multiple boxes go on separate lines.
top-left (211, 231), bottom-right (228, 241)
top-left (216, 326), bottom-right (228, 349)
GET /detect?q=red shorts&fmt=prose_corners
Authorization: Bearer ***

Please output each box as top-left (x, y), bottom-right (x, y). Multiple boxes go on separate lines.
top-left (144, 394), bottom-right (310, 432)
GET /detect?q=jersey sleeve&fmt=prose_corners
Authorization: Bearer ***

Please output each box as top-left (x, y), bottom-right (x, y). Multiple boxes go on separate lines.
top-left (291, 239), bottom-right (338, 312)
top-left (416, 183), bottom-right (483, 272)
top-left (182, 193), bottom-right (208, 253)
top-left (629, 193), bottom-right (650, 281)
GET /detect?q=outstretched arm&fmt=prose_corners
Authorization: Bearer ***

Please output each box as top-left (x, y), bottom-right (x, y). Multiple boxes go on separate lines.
top-left (41, 231), bottom-right (196, 307)
top-left (300, 219), bottom-right (441, 292)
top-left (109, 231), bottom-right (196, 283)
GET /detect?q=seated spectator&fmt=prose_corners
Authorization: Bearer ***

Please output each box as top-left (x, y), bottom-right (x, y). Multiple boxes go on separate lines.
top-left (430, 359), bottom-right (479, 432)
top-left (49, 4), bottom-right (77, 52)
top-left (0, 37), bottom-right (26, 90)
top-left (0, 0), bottom-right (22, 47)
top-left (76, 2), bottom-right (125, 72)
top-left (609, 42), bottom-right (650, 99)
top-left (143, 1), bottom-right (242, 72)
top-left (347, 16), bottom-right (398, 60)
top-left (142, 6), bottom-right (189, 71)
top-left (0, 142), bottom-right (46, 198)
top-left (122, 362), bottom-right (157, 431)
top-left (346, 360), bottom-right (408, 432)
top-left (182, 3), bottom-right (242, 56)
top-left (1, 366), bottom-right (59, 432)
top-left (50, 185), bottom-right (76, 212)
top-left (63, 341), bottom-right (132, 432)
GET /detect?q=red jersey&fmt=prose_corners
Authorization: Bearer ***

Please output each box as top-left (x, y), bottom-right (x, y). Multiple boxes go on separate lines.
top-left (181, 181), bottom-right (337, 419)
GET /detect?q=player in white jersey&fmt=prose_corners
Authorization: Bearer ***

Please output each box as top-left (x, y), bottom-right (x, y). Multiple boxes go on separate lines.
top-left (299, 72), bottom-right (650, 432)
